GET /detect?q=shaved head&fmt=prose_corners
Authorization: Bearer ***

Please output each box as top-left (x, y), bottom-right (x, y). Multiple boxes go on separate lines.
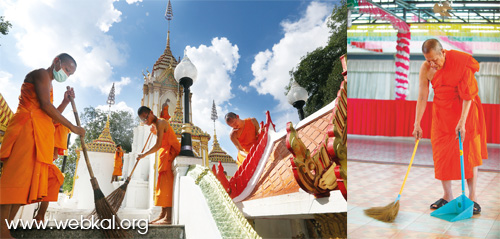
top-left (422, 39), bottom-right (443, 54)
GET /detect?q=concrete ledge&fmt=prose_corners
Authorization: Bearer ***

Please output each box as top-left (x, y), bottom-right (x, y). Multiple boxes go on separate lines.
top-left (11, 225), bottom-right (185, 238)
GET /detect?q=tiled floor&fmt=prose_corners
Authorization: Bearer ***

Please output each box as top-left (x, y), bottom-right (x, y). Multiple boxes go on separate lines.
top-left (347, 136), bottom-right (500, 239)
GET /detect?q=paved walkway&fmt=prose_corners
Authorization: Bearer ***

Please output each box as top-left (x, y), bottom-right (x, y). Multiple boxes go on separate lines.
top-left (348, 161), bottom-right (499, 238)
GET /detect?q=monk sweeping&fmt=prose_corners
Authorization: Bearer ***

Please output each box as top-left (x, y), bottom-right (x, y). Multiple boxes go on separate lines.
top-left (111, 145), bottom-right (124, 183)
top-left (225, 112), bottom-right (260, 166)
top-left (0, 53), bottom-right (85, 238)
top-left (413, 39), bottom-right (488, 214)
top-left (136, 106), bottom-right (180, 224)
top-left (33, 123), bottom-right (70, 222)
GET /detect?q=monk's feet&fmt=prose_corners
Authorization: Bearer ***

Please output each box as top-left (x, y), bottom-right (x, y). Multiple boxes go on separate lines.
top-left (149, 215), bottom-right (165, 224)
top-left (151, 218), bottom-right (171, 225)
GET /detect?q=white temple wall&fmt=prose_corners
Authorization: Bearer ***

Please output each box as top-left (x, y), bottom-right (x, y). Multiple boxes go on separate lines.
top-left (72, 151), bottom-right (115, 209)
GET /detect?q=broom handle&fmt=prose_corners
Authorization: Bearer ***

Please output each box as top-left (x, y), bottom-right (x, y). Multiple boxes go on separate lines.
top-left (67, 86), bottom-right (96, 180)
top-left (395, 139), bottom-right (419, 202)
top-left (459, 132), bottom-right (465, 195)
top-left (128, 132), bottom-right (153, 178)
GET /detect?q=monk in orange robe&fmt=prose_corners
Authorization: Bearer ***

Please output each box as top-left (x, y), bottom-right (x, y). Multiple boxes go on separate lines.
top-left (111, 145), bottom-right (124, 183)
top-left (160, 100), bottom-right (171, 121)
top-left (0, 53), bottom-right (85, 237)
top-left (33, 123), bottom-right (69, 222)
top-left (136, 106), bottom-right (180, 225)
top-left (225, 112), bottom-right (260, 166)
top-left (413, 39), bottom-right (488, 214)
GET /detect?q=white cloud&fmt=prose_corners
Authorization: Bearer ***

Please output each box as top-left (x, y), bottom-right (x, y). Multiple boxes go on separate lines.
top-left (0, 71), bottom-right (21, 111)
top-left (125, 0), bottom-right (142, 4)
top-left (238, 84), bottom-right (250, 93)
top-left (250, 1), bottom-right (332, 111)
top-left (2, 0), bottom-right (128, 102)
top-left (95, 101), bottom-right (135, 115)
top-left (101, 76), bottom-right (131, 96)
top-left (182, 37), bottom-right (240, 154)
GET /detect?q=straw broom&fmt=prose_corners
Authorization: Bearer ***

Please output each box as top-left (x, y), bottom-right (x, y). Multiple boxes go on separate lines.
top-left (90, 131), bottom-right (153, 216)
top-left (67, 87), bottom-right (127, 238)
top-left (364, 139), bottom-right (419, 223)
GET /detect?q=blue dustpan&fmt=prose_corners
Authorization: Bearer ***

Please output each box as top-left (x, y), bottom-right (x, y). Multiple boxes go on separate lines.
top-left (431, 133), bottom-right (474, 222)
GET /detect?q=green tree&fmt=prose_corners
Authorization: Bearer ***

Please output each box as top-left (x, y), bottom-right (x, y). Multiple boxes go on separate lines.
top-left (287, 0), bottom-right (347, 117)
top-left (0, 16), bottom-right (12, 35)
top-left (55, 107), bottom-right (138, 192)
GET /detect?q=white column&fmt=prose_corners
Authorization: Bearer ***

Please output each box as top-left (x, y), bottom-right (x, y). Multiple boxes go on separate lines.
top-left (172, 155), bottom-right (203, 225)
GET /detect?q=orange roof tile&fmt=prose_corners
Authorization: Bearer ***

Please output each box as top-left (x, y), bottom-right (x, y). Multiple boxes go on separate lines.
top-left (243, 110), bottom-right (333, 201)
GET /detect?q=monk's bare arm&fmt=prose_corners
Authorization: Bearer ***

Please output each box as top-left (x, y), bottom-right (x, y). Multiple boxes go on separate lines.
top-left (455, 100), bottom-right (472, 141)
top-left (251, 118), bottom-right (260, 136)
top-left (32, 70), bottom-right (84, 136)
top-left (413, 63), bottom-right (431, 140)
top-left (230, 130), bottom-right (244, 152)
top-left (139, 120), bottom-right (166, 160)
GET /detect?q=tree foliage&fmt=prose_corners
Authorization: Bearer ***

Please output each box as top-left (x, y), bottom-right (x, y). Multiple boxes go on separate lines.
top-left (286, 0), bottom-right (347, 117)
top-left (55, 107), bottom-right (138, 192)
top-left (0, 16), bottom-right (12, 35)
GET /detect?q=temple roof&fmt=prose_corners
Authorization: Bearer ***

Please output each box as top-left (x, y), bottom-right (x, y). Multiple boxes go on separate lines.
top-left (208, 134), bottom-right (235, 164)
top-left (0, 93), bottom-right (13, 133)
top-left (243, 109), bottom-right (334, 201)
top-left (85, 117), bottom-right (116, 153)
top-left (151, 31), bottom-right (178, 82)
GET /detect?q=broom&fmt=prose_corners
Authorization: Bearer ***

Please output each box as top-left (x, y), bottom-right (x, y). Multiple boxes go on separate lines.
top-left (90, 131), bottom-right (153, 216)
top-left (67, 87), bottom-right (127, 238)
top-left (364, 139), bottom-right (420, 223)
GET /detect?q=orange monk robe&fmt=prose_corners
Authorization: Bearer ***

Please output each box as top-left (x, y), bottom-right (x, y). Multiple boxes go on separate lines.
top-left (160, 105), bottom-right (171, 121)
top-left (153, 120), bottom-right (180, 207)
top-left (431, 50), bottom-right (488, 180)
top-left (42, 123), bottom-right (69, 201)
top-left (0, 83), bottom-right (55, 204)
top-left (236, 118), bottom-right (258, 166)
top-left (112, 150), bottom-right (124, 176)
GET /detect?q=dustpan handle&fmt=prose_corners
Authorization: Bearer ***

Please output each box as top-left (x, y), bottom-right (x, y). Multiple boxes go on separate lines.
top-left (459, 132), bottom-right (465, 196)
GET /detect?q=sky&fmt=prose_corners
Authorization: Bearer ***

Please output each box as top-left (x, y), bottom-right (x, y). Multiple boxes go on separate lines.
top-left (0, 0), bottom-right (338, 159)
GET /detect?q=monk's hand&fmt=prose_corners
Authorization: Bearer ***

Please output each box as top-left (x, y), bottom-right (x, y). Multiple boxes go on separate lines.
top-left (63, 87), bottom-right (75, 103)
top-left (412, 124), bottom-right (423, 141)
top-left (137, 154), bottom-right (145, 161)
top-left (72, 125), bottom-right (85, 137)
top-left (455, 121), bottom-right (466, 142)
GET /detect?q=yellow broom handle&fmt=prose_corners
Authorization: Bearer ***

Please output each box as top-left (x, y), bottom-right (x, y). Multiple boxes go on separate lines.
top-left (398, 139), bottom-right (419, 195)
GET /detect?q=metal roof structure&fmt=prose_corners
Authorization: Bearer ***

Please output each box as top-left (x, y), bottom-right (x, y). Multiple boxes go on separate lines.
top-left (350, 0), bottom-right (500, 24)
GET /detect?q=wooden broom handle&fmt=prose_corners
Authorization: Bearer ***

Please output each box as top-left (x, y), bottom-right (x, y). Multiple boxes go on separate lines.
top-left (128, 131), bottom-right (153, 178)
top-left (66, 86), bottom-right (96, 179)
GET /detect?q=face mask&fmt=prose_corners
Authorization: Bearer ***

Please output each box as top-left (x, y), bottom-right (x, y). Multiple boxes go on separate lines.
top-left (53, 60), bottom-right (68, 82)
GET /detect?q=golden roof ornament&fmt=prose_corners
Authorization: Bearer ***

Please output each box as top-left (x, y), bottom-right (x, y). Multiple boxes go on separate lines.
top-left (86, 116), bottom-right (116, 153)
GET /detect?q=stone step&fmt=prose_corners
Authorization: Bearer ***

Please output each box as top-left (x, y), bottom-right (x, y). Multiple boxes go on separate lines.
top-left (11, 224), bottom-right (185, 238)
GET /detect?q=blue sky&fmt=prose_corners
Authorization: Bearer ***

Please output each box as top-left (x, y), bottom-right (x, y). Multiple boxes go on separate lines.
top-left (0, 0), bottom-right (337, 158)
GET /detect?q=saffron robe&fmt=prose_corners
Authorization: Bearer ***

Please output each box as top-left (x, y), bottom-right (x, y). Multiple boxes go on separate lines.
top-left (112, 150), bottom-right (124, 176)
top-left (430, 50), bottom-right (488, 180)
top-left (153, 120), bottom-right (180, 207)
top-left (0, 82), bottom-right (56, 204)
top-left (236, 118), bottom-right (258, 166)
top-left (160, 105), bottom-right (171, 121)
top-left (42, 123), bottom-right (69, 201)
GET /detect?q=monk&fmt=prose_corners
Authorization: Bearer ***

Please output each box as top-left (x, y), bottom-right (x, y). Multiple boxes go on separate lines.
top-left (225, 112), bottom-right (260, 166)
top-left (136, 106), bottom-right (180, 224)
top-left (111, 145), bottom-right (124, 183)
top-left (33, 123), bottom-right (70, 222)
top-left (0, 53), bottom-right (85, 238)
top-left (413, 39), bottom-right (488, 215)
top-left (160, 99), bottom-right (171, 121)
